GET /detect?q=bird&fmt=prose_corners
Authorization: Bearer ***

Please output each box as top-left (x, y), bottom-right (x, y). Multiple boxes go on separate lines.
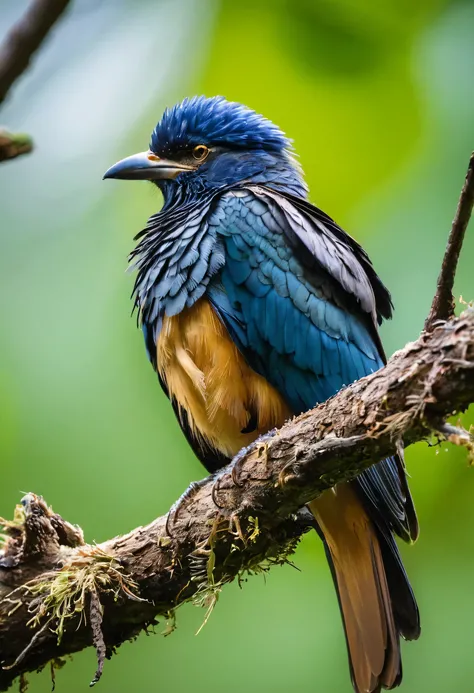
top-left (104, 95), bottom-right (420, 693)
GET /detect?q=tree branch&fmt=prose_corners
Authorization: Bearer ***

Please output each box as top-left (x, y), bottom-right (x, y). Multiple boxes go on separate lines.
top-left (0, 152), bottom-right (472, 688)
top-left (0, 0), bottom-right (72, 162)
top-left (425, 152), bottom-right (474, 329)
top-left (0, 0), bottom-right (71, 106)
top-left (0, 309), bottom-right (473, 690)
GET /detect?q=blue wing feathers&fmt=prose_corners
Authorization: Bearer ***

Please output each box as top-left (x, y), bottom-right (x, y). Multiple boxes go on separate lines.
top-left (206, 188), bottom-right (416, 543)
top-left (165, 287), bottom-right (188, 316)
top-left (293, 314), bottom-right (315, 371)
top-left (245, 269), bottom-right (271, 297)
top-left (226, 255), bottom-right (252, 284)
top-left (225, 237), bottom-right (247, 261)
top-left (216, 211), bottom-right (380, 399)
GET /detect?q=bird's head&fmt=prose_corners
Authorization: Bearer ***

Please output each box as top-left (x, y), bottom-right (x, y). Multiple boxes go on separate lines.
top-left (103, 96), bottom-right (307, 198)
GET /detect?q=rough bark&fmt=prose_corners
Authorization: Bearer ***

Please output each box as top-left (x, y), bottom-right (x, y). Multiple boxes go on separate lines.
top-left (0, 309), bottom-right (473, 690)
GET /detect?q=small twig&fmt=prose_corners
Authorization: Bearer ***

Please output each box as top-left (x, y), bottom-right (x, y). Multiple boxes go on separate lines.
top-left (0, 128), bottom-right (33, 161)
top-left (0, 0), bottom-right (72, 106)
top-left (2, 619), bottom-right (52, 671)
top-left (425, 152), bottom-right (474, 330)
top-left (50, 661), bottom-right (56, 691)
top-left (18, 675), bottom-right (27, 693)
top-left (437, 422), bottom-right (474, 463)
top-left (438, 422), bottom-right (471, 441)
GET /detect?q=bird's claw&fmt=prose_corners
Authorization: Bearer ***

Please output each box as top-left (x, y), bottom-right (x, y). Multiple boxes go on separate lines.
top-left (278, 461), bottom-right (297, 487)
top-left (165, 479), bottom-right (207, 536)
top-left (230, 459), bottom-right (245, 488)
top-left (211, 473), bottom-right (226, 509)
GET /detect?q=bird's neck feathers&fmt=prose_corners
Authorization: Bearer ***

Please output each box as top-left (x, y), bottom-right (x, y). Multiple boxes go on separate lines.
top-left (156, 149), bottom-right (308, 206)
top-left (132, 149), bottom-right (306, 338)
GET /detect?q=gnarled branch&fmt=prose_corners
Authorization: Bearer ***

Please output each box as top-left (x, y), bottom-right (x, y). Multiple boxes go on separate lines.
top-left (0, 152), bottom-right (472, 689)
top-left (0, 309), bottom-right (473, 690)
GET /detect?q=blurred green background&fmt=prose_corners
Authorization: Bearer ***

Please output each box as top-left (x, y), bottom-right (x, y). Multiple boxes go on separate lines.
top-left (1, 0), bottom-right (474, 691)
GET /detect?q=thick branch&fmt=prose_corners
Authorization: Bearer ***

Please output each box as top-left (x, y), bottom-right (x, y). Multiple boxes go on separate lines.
top-left (0, 310), bottom-right (473, 690)
top-left (0, 0), bottom-right (71, 106)
top-left (425, 152), bottom-right (474, 329)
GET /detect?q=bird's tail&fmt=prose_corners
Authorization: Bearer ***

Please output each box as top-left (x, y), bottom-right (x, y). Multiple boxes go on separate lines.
top-left (309, 483), bottom-right (419, 693)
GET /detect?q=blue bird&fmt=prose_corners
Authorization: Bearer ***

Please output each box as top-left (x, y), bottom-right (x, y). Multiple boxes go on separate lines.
top-left (104, 96), bottom-right (420, 693)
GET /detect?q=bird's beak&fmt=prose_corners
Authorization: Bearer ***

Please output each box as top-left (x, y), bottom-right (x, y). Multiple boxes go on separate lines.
top-left (103, 151), bottom-right (195, 181)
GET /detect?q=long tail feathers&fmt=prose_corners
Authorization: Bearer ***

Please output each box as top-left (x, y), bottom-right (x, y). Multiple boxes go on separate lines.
top-left (376, 526), bottom-right (420, 642)
top-left (310, 483), bottom-right (418, 693)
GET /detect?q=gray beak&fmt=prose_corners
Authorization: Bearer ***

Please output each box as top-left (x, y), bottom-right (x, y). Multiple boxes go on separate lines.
top-left (103, 151), bottom-right (195, 181)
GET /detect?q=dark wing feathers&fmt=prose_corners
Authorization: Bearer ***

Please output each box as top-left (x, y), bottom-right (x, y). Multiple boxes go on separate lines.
top-left (258, 186), bottom-right (393, 324)
top-left (356, 458), bottom-right (417, 543)
top-left (375, 523), bottom-right (420, 641)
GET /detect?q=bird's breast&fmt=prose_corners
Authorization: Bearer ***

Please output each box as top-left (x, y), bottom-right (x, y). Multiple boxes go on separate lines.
top-left (156, 298), bottom-right (290, 458)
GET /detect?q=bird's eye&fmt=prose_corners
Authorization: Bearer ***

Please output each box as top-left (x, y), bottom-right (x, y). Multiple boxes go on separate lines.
top-left (192, 145), bottom-right (209, 161)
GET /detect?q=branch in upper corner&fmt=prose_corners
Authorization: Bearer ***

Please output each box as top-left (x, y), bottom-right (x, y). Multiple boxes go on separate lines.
top-left (0, 0), bottom-right (72, 106)
top-left (0, 128), bottom-right (32, 161)
top-left (0, 0), bottom-right (72, 163)
top-left (425, 152), bottom-right (474, 330)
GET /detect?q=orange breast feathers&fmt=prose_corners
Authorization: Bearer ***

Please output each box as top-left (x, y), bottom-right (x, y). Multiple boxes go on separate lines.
top-left (156, 298), bottom-right (290, 458)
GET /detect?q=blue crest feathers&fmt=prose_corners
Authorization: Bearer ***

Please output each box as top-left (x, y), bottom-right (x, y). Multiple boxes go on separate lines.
top-left (150, 96), bottom-right (292, 154)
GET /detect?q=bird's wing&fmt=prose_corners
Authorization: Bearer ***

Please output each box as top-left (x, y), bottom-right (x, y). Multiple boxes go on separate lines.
top-left (256, 185), bottom-right (394, 325)
top-left (207, 187), bottom-right (417, 542)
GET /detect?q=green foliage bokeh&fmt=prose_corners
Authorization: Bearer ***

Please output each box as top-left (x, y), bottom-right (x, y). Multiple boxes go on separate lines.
top-left (0, 0), bottom-right (473, 691)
